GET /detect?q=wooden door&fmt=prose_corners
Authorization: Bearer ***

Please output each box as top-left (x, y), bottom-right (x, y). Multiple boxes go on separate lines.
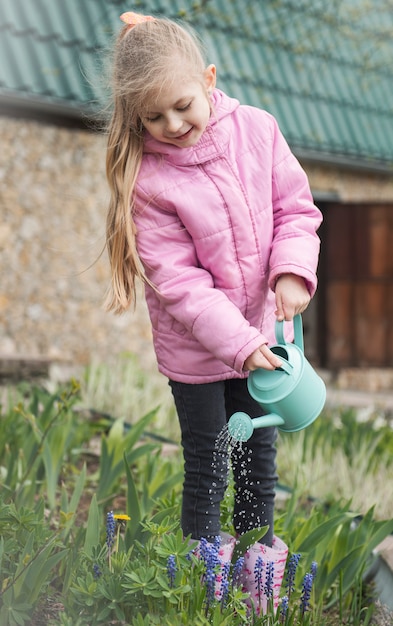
top-left (317, 203), bottom-right (393, 368)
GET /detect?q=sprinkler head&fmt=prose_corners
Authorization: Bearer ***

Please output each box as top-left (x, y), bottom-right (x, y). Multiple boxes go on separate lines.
top-left (228, 412), bottom-right (254, 442)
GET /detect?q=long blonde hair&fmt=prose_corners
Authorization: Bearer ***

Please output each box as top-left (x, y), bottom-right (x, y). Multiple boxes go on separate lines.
top-left (105, 17), bottom-right (207, 313)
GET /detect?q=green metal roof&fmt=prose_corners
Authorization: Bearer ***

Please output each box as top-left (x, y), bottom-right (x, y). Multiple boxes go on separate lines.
top-left (1, 0), bottom-right (392, 169)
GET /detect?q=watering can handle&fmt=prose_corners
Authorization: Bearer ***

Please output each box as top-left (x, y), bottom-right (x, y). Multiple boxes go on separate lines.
top-left (274, 314), bottom-right (304, 353)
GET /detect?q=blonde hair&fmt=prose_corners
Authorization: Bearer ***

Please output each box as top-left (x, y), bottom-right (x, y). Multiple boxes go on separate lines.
top-left (105, 17), bottom-right (207, 313)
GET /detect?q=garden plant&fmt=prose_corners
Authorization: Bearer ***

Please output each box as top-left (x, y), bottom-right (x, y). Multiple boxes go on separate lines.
top-left (0, 358), bottom-right (392, 625)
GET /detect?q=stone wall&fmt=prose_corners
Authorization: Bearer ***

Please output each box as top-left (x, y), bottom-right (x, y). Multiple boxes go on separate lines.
top-left (0, 116), bottom-right (157, 373)
top-left (1, 115), bottom-right (393, 379)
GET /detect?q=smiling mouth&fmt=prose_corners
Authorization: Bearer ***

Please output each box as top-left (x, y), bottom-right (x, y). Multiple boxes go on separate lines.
top-left (175, 127), bottom-right (193, 141)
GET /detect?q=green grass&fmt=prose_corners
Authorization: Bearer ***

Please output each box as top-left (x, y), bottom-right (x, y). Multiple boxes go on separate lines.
top-left (277, 407), bottom-right (393, 520)
top-left (80, 353), bottom-right (179, 441)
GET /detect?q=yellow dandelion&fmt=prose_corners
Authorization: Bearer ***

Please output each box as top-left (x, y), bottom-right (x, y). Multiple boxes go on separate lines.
top-left (113, 514), bottom-right (131, 528)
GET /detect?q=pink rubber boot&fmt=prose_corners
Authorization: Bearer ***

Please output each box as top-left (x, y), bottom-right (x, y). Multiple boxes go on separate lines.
top-left (241, 535), bottom-right (288, 615)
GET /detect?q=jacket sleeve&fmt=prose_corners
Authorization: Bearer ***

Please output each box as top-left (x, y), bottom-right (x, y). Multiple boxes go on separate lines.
top-left (134, 191), bottom-right (266, 373)
top-left (268, 115), bottom-right (322, 295)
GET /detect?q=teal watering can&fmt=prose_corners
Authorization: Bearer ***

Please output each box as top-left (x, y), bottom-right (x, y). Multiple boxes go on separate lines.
top-left (228, 315), bottom-right (326, 442)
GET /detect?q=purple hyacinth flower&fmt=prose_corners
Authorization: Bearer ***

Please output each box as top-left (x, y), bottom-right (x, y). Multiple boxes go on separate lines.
top-left (285, 553), bottom-right (301, 598)
top-left (213, 535), bottom-right (221, 552)
top-left (232, 556), bottom-right (245, 588)
top-left (106, 510), bottom-right (116, 549)
top-left (300, 572), bottom-right (314, 614)
top-left (280, 595), bottom-right (289, 623)
top-left (203, 540), bottom-right (220, 609)
top-left (166, 554), bottom-right (177, 588)
top-left (254, 555), bottom-right (264, 601)
top-left (220, 561), bottom-right (231, 608)
top-left (264, 560), bottom-right (275, 599)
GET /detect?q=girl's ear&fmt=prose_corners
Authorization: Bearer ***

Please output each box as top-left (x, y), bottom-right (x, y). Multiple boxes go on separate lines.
top-left (204, 64), bottom-right (217, 92)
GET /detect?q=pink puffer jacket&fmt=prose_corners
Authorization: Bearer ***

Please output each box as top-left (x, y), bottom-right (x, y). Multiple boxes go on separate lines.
top-left (134, 89), bottom-right (322, 383)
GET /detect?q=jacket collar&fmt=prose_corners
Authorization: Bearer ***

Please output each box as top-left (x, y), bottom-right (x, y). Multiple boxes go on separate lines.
top-left (143, 89), bottom-right (239, 166)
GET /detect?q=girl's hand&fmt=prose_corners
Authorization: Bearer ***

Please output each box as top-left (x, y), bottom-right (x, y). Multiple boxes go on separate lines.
top-left (244, 343), bottom-right (283, 371)
top-left (275, 274), bottom-right (310, 321)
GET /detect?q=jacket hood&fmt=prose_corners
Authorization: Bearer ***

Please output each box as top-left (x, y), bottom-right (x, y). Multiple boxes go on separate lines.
top-left (143, 89), bottom-right (240, 166)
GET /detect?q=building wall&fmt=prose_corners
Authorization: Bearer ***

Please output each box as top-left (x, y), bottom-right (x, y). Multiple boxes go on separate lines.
top-left (1, 117), bottom-right (393, 374)
top-left (0, 117), bottom-right (157, 372)
top-left (306, 163), bottom-right (393, 204)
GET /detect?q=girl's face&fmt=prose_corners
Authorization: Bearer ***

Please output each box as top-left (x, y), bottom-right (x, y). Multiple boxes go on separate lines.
top-left (140, 64), bottom-right (216, 148)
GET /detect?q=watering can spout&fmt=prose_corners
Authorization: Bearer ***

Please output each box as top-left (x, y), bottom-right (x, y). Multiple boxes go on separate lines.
top-left (228, 412), bottom-right (285, 442)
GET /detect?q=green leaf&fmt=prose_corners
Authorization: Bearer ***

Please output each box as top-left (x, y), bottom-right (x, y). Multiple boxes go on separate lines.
top-left (124, 454), bottom-right (142, 543)
top-left (60, 464), bottom-right (87, 538)
top-left (22, 548), bottom-right (68, 605)
top-left (232, 526), bottom-right (269, 563)
top-left (150, 471), bottom-right (183, 501)
top-left (68, 463), bottom-right (87, 514)
top-left (122, 408), bottom-right (159, 450)
top-left (0, 535), bottom-right (4, 572)
top-left (96, 437), bottom-right (117, 501)
top-left (149, 506), bottom-right (179, 527)
top-left (84, 494), bottom-right (101, 557)
top-left (323, 545), bottom-right (368, 607)
top-left (358, 516), bottom-right (393, 554)
top-left (10, 528), bottom-right (67, 606)
top-left (126, 442), bottom-right (160, 465)
top-left (295, 512), bottom-right (354, 552)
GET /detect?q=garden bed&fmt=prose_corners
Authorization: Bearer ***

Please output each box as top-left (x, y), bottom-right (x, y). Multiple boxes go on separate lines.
top-left (1, 363), bottom-right (393, 625)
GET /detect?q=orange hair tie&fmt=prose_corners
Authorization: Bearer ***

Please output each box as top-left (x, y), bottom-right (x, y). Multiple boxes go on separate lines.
top-left (120, 12), bottom-right (155, 27)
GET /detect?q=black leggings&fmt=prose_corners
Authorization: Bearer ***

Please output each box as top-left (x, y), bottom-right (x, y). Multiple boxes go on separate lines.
top-left (169, 377), bottom-right (278, 546)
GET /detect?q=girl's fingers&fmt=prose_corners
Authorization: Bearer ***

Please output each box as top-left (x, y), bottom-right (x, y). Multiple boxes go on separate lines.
top-left (259, 344), bottom-right (282, 369)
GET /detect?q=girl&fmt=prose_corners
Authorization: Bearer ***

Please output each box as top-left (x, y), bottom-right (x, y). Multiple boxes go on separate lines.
top-left (105, 11), bottom-right (322, 611)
